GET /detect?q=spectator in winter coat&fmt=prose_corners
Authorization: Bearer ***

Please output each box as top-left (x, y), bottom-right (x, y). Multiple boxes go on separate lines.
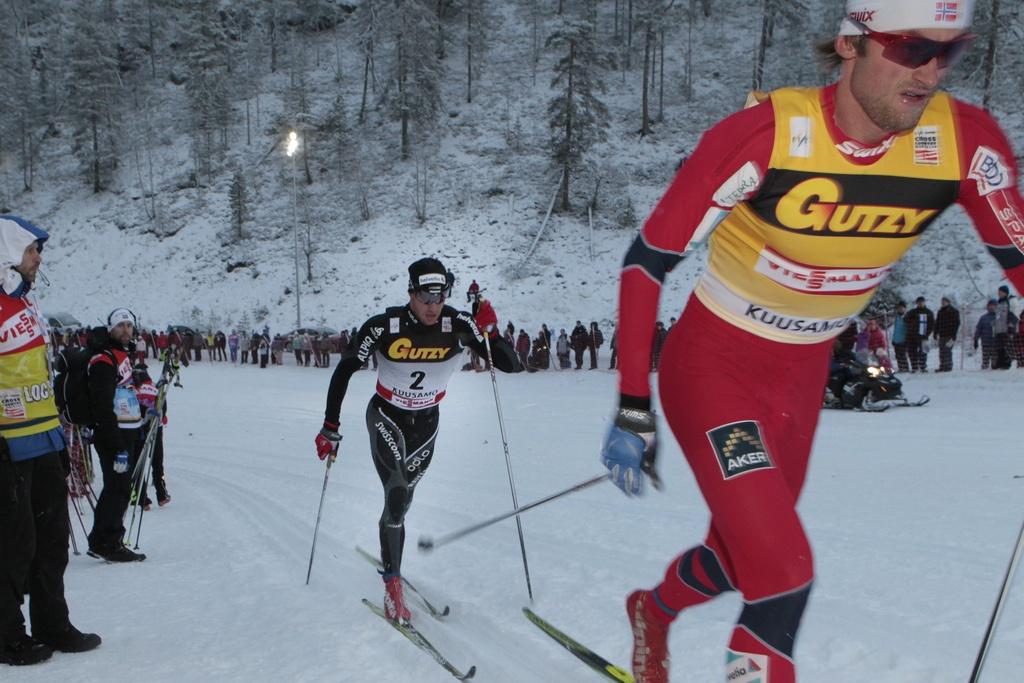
top-left (837, 321), bottom-right (857, 354)
top-left (651, 321), bottom-right (668, 371)
top-left (570, 321), bottom-right (588, 369)
top-left (904, 297), bottom-right (934, 372)
top-left (301, 333), bottom-right (313, 367)
top-left (974, 300), bottom-right (998, 369)
top-left (259, 336), bottom-right (271, 368)
top-left (556, 329), bottom-right (570, 369)
top-left (993, 285), bottom-right (1016, 369)
top-left (249, 333), bottom-right (260, 365)
top-left (609, 328), bottom-right (618, 370)
top-left (933, 297), bottom-right (961, 372)
top-left (504, 322), bottom-right (515, 347)
top-left (588, 322), bottom-right (604, 369)
top-left (865, 318), bottom-right (888, 361)
top-left (87, 309), bottom-right (147, 562)
top-left (891, 302), bottom-right (909, 372)
top-left (271, 335), bottom-right (285, 365)
top-left (466, 279), bottom-right (480, 303)
top-left (854, 321), bottom-right (869, 354)
top-left (515, 330), bottom-right (531, 370)
top-left (228, 331), bottom-right (239, 363)
top-left (156, 331), bottom-right (168, 359)
top-left (540, 324), bottom-right (553, 369)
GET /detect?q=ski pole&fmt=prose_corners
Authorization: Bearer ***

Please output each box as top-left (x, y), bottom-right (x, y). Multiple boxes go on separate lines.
top-left (418, 473), bottom-right (611, 553)
top-left (483, 332), bottom-right (534, 603)
top-left (969, 517), bottom-right (1024, 683)
top-left (306, 440), bottom-right (340, 585)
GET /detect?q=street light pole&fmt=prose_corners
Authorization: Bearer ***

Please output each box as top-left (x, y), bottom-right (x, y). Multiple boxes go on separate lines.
top-left (286, 130), bottom-right (302, 329)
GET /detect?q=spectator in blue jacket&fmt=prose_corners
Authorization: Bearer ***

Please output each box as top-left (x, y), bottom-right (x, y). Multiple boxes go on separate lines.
top-left (974, 300), bottom-right (997, 369)
top-left (891, 302), bottom-right (909, 373)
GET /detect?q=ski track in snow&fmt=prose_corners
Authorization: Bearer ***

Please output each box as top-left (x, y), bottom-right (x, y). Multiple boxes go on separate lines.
top-left (13, 362), bottom-right (1023, 682)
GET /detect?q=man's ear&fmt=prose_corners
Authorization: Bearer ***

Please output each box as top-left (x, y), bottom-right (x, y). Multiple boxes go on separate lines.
top-left (835, 35), bottom-right (859, 60)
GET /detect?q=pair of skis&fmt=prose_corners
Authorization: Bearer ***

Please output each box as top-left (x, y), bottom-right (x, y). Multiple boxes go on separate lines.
top-left (357, 547), bottom-right (475, 681)
top-left (358, 547), bottom-right (632, 682)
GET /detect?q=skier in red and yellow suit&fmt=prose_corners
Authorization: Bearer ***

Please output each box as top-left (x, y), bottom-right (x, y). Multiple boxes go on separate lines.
top-left (599, 2), bottom-right (1024, 681)
top-left (1, 215), bottom-right (101, 664)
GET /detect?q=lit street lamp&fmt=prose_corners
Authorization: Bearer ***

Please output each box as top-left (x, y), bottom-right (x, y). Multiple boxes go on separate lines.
top-left (286, 130), bottom-right (302, 329)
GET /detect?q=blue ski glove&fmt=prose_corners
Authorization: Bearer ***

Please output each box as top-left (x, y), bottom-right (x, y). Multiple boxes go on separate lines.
top-left (113, 451), bottom-right (130, 474)
top-left (601, 407), bottom-right (660, 496)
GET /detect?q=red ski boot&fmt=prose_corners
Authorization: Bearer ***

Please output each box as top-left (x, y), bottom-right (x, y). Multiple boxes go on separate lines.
top-left (626, 590), bottom-right (670, 683)
top-left (383, 575), bottom-right (411, 623)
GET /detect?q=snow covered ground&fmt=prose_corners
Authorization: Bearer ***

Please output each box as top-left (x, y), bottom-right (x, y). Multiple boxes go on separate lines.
top-left (12, 360), bottom-right (1024, 682)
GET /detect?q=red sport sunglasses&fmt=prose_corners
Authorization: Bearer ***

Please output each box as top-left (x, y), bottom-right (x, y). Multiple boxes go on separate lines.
top-left (848, 18), bottom-right (976, 70)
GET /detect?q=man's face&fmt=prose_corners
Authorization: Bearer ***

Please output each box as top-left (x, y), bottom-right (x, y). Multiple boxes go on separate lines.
top-left (847, 28), bottom-right (967, 135)
top-left (408, 291), bottom-right (444, 326)
top-left (111, 322), bottom-right (134, 346)
top-left (16, 241), bottom-right (42, 283)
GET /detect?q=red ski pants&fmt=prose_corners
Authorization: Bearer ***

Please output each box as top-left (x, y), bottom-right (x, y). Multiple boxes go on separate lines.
top-left (653, 296), bottom-right (833, 682)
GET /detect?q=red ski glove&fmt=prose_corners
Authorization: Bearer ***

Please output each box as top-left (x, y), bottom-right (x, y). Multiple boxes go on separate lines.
top-left (315, 422), bottom-right (342, 461)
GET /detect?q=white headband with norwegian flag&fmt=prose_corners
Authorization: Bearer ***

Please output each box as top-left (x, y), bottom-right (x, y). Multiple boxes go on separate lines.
top-left (839, 0), bottom-right (974, 36)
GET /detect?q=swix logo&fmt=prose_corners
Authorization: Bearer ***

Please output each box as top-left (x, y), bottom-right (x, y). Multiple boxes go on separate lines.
top-left (755, 248), bottom-right (892, 294)
top-left (848, 10), bottom-right (876, 22)
top-left (775, 177), bottom-right (936, 236)
top-left (388, 337), bottom-right (448, 360)
top-left (836, 136), bottom-right (895, 159)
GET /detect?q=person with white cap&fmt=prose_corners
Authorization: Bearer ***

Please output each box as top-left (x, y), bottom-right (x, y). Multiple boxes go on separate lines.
top-left (314, 257), bottom-right (522, 623)
top-left (601, 1), bottom-right (1024, 681)
top-left (86, 307), bottom-right (147, 563)
top-left (0, 215), bottom-right (101, 665)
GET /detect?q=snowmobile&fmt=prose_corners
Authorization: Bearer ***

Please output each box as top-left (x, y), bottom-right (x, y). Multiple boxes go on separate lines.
top-left (823, 352), bottom-right (929, 412)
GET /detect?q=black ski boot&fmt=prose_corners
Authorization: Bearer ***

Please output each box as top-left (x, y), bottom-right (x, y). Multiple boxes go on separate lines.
top-left (34, 625), bottom-right (101, 653)
top-left (0, 634), bottom-right (53, 666)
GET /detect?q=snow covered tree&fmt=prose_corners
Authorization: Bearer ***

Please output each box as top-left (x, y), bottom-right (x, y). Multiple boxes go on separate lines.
top-left (229, 169), bottom-right (249, 240)
top-left (379, 0), bottom-right (445, 159)
top-left (319, 92), bottom-right (352, 182)
top-left (182, 0), bottom-right (233, 186)
top-left (351, 0), bottom-right (384, 124)
top-left (461, 0), bottom-right (497, 103)
top-left (65, 1), bottom-right (123, 192)
top-left (547, 19), bottom-right (614, 211)
top-left (752, 0), bottom-right (807, 91)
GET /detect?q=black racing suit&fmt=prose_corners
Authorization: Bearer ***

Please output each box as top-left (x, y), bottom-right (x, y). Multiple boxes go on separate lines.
top-left (324, 304), bottom-right (521, 575)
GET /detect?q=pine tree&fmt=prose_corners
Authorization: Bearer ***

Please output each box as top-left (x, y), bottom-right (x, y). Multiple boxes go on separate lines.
top-left (379, 0), bottom-right (445, 159)
top-left (229, 169), bottom-right (248, 240)
top-left (752, 0), bottom-right (807, 91)
top-left (182, 0), bottom-right (233, 187)
top-left (547, 19), bottom-right (614, 212)
top-left (65, 1), bottom-right (123, 192)
top-left (462, 0), bottom-right (498, 103)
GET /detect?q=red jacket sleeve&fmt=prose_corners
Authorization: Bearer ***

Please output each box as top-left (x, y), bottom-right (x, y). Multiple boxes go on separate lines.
top-left (617, 100), bottom-right (775, 400)
top-left (953, 100), bottom-right (1024, 296)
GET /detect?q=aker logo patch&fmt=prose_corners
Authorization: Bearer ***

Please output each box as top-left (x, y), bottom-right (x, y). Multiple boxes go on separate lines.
top-left (726, 650), bottom-right (768, 682)
top-left (707, 420), bottom-right (773, 480)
